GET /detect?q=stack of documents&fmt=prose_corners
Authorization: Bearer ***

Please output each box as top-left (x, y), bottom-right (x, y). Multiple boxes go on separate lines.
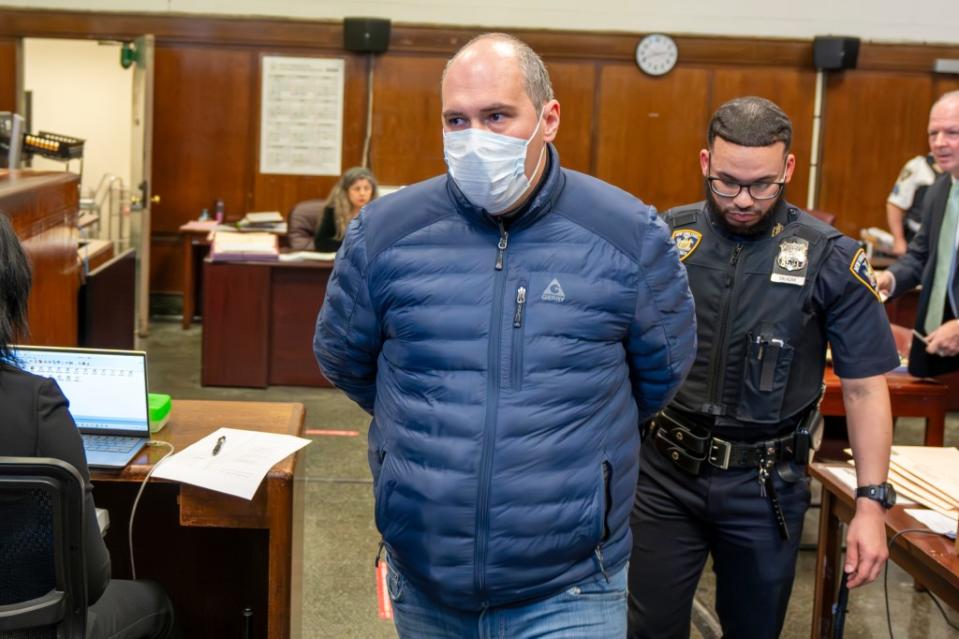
top-left (886, 446), bottom-right (958, 520)
top-left (840, 446), bottom-right (959, 537)
top-left (236, 211), bottom-right (287, 233)
top-left (153, 427), bottom-right (311, 500)
top-left (278, 251), bottom-right (337, 262)
top-left (210, 231), bottom-right (279, 262)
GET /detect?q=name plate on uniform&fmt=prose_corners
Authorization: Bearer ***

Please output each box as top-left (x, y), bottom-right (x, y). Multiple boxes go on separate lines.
top-left (771, 236), bottom-right (809, 286)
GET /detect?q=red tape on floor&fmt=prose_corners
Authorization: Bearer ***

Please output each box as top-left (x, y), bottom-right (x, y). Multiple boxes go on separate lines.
top-left (304, 429), bottom-right (359, 437)
top-left (376, 559), bottom-right (393, 620)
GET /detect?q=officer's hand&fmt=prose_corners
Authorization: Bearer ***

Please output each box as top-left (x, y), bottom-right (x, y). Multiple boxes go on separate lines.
top-left (892, 238), bottom-right (908, 257)
top-left (875, 270), bottom-right (894, 295)
top-left (925, 320), bottom-right (959, 357)
top-left (844, 501), bottom-right (888, 588)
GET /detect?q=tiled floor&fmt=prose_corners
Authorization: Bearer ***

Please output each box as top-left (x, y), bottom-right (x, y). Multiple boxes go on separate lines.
top-left (142, 319), bottom-right (959, 638)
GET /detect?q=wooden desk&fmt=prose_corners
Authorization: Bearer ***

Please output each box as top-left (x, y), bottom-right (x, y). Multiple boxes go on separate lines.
top-left (178, 223), bottom-right (215, 330)
top-left (822, 367), bottom-right (946, 447)
top-left (809, 463), bottom-right (959, 638)
top-left (202, 258), bottom-right (333, 388)
top-left (92, 400), bottom-right (305, 639)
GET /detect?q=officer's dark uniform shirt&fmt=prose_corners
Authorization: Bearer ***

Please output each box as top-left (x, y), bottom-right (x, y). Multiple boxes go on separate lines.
top-left (664, 199), bottom-right (900, 441)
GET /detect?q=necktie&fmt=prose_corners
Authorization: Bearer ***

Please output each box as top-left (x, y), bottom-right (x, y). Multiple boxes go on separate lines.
top-left (924, 181), bottom-right (959, 334)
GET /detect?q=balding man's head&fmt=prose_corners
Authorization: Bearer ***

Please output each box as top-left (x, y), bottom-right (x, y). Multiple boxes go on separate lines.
top-left (929, 91), bottom-right (959, 177)
top-left (442, 33), bottom-right (554, 112)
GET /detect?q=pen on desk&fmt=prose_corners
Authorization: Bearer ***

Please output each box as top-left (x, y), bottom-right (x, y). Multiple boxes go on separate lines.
top-left (212, 435), bottom-right (226, 456)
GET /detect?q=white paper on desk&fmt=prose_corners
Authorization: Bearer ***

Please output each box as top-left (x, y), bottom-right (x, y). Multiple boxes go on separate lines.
top-left (825, 465), bottom-right (919, 506)
top-left (904, 509), bottom-right (958, 539)
top-left (152, 427), bottom-right (311, 500)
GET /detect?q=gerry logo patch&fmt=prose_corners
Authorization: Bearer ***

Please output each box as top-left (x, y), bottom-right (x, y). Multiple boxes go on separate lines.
top-left (671, 229), bottom-right (702, 262)
top-left (541, 278), bottom-right (566, 302)
top-left (849, 248), bottom-right (881, 301)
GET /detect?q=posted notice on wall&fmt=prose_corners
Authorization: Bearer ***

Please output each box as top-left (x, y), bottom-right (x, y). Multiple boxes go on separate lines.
top-left (259, 55), bottom-right (344, 176)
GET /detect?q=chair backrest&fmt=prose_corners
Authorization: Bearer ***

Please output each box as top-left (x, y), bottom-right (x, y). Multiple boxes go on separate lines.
top-left (0, 458), bottom-right (87, 639)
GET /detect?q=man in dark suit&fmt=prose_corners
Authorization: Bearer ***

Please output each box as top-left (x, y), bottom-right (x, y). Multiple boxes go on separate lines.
top-left (877, 91), bottom-right (959, 378)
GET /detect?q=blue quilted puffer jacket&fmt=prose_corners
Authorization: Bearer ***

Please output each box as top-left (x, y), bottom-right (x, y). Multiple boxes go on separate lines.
top-left (314, 146), bottom-right (696, 611)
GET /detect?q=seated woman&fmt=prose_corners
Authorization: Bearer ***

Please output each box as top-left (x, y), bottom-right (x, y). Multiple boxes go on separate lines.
top-left (288, 167), bottom-right (378, 251)
top-left (0, 212), bottom-right (178, 639)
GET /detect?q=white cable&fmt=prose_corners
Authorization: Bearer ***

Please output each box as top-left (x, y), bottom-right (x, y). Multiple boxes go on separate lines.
top-left (128, 440), bottom-right (175, 580)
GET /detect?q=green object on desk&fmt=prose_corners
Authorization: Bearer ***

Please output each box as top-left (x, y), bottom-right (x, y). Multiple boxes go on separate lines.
top-left (149, 393), bottom-right (172, 433)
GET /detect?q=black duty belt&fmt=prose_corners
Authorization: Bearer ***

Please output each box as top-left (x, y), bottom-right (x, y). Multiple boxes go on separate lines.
top-left (651, 408), bottom-right (795, 475)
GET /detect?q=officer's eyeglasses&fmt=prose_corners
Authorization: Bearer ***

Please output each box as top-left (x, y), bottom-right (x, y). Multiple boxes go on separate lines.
top-left (706, 167), bottom-right (787, 201)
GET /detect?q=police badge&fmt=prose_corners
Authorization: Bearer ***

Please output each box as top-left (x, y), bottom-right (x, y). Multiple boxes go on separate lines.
top-left (771, 236), bottom-right (809, 285)
top-left (671, 229), bottom-right (702, 262)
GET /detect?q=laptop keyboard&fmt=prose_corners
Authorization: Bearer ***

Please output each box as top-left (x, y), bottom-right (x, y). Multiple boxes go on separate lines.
top-left (83, 435), bottom-right (140, 454)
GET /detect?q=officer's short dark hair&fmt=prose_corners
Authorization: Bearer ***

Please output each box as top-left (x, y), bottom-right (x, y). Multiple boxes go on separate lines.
top-left (707, 97), bottom-right (792, 152)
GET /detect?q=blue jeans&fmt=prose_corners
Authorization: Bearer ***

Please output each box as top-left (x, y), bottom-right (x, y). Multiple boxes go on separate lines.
top-left (388, 561), bottom-right (628, 639)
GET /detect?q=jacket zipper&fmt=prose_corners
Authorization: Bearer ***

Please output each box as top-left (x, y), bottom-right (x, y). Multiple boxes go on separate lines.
top-left (476, 219), bottom-right (509, 600)
top-left (704, 243), bottom-right (744, 413)
top-left (495, 224), bottom-right (509, 271)
top-left (511, 284), bottom-right (527, 390)
top-left (594, 460), bottom-right (611, 583)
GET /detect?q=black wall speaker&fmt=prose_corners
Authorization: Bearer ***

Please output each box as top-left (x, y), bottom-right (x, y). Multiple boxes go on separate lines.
top-left (343, 17), bottom-right (391, 54)
top-left (813, 36), bottom-right (860, 70)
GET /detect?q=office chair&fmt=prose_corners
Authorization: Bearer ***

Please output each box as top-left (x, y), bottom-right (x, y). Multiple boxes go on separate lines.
top-left (0, 457), bottom-right (88, 639)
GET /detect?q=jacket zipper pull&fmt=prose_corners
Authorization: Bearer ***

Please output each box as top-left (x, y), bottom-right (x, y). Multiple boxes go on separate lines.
top-left (495, 222), bottom-right (509, 271)
top-left (594, 546), bottom-right (610, 583)
top-left (513, 286), bottom-right (527, 327)
top-left (725, 243), bottom-right (743, 286)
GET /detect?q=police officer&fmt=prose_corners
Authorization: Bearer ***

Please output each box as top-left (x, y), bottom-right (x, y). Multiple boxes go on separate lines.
top-left (886, 153), bottom-right (942, 255)
top-left (627, 97), bottom-right (898, 639)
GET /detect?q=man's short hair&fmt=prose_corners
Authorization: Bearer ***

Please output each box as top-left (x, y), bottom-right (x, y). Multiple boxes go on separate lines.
top-left (707, 97), bottom-right (793, 152)
top-left (443, 33), bottom-right (555, 112)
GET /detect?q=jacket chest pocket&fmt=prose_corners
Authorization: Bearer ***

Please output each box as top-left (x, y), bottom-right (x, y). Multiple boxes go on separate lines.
top-left (509, 280), bottom-right (528, 391)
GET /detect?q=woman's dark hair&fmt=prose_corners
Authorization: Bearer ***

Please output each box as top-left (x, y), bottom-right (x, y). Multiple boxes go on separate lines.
top-left (0, 211), bottom-right (32, 364)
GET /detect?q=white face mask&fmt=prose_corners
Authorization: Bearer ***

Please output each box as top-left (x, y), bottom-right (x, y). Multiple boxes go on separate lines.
top-left (443, 110), bottom-right (547, 215)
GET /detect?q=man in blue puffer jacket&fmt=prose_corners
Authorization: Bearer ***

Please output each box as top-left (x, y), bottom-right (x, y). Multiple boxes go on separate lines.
top-left (314, 32), bottom-right (696, 637)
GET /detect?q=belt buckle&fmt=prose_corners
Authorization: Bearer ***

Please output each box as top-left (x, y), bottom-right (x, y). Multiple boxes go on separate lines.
top-left (708, 437), bottom-right (732, 470)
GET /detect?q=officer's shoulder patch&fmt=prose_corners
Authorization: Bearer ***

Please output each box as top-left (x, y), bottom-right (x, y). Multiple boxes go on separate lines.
top-left (671, 229), bottom-right (702, 262)
top-left (849, 248), bottom-right (881, 301)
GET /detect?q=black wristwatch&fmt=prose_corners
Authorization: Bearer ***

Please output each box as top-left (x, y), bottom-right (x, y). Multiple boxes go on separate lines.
top-left (855, 483), bottom-right (897, 509)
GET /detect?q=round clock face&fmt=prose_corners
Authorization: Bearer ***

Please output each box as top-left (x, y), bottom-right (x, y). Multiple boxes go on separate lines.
top-left (636, 34), bottom-right (678, 76)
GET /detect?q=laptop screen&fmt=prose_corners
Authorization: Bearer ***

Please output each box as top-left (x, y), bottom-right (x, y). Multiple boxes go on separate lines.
top-left (12, 346), bottom-right (150, 435)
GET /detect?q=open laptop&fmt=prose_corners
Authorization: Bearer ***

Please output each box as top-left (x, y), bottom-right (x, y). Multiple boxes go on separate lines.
top-left (12, 346), bottom-right (151, 469)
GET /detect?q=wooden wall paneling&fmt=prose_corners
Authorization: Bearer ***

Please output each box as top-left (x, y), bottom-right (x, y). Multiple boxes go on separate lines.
top-left (0, 38), bottom-right (17, 112)
top-left (594, 64), bottom-right (711, 211)
top-left (710, 67), bottom-right (817, 209)
top-left (250, 51), bottom-right (368, 215)
top-left (933, 77), bottom-right (959, 100)
top-left (817, 72), bottom-right (933, 237)
top-left (545, 60), bottom-right (596, 175)
top-left (151, 45), bottom-right (255, 232)
top-left (369, 54), bottom-right (447, 186)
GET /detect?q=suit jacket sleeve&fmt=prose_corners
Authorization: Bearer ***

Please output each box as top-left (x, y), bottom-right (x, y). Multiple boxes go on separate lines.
top-left (313, 216), bottom-right (382, 413)
top-left (626, 208), bottom-right (697, 421)
top-left (887, 175), bottom-right (945, 296)
top-left (36, 379), bottom-right (112, 605)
